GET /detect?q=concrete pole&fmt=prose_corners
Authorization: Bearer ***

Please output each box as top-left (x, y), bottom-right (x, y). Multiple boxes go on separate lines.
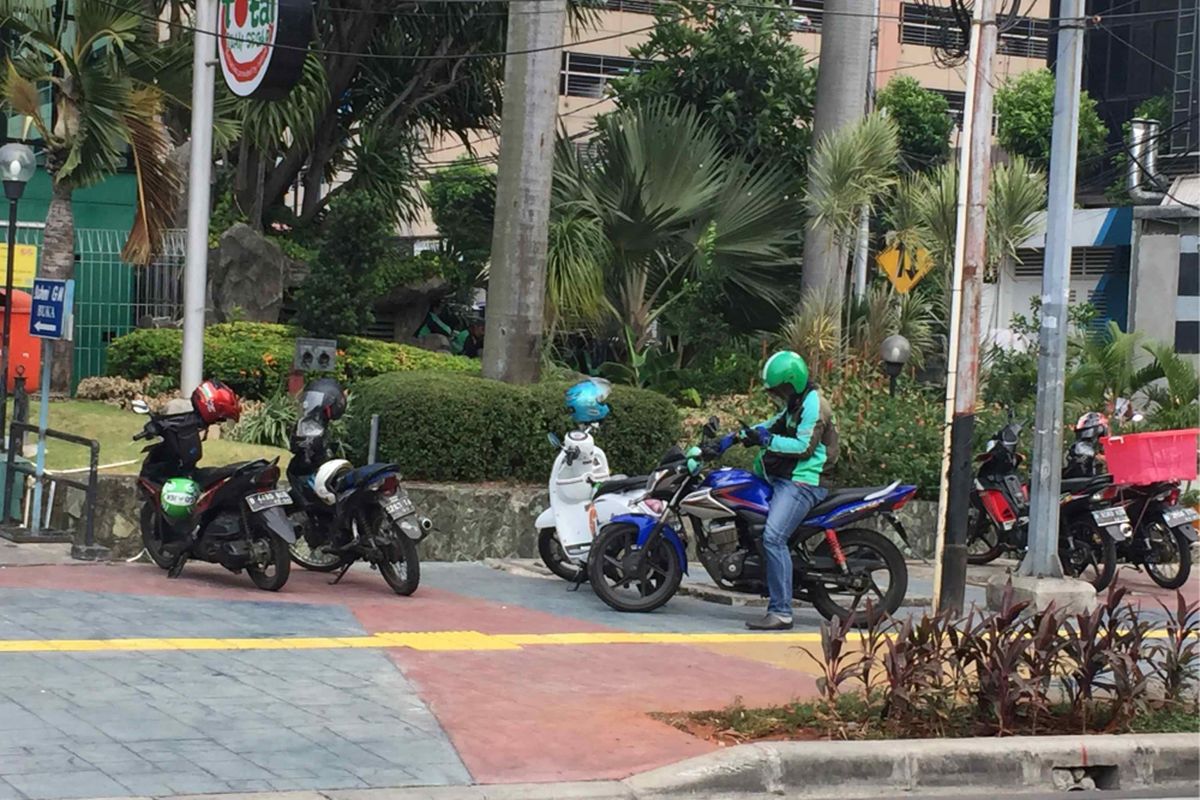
top-left (932, 0), bottom-right (998, 615)
top-left (181, 0), bottom-right (217, 395)
top-left (800, 0), bottom-right (873, 303)
top-left (851, 0), bottom-right (882, 301)
top-left (481, 0), bottom-right (567, 384)
top-left (1018, 0), bottom-right (1086, 579)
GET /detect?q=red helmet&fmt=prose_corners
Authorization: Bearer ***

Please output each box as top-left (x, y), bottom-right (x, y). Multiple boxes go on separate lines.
top-left (191, 379), bottom-right (241, 424)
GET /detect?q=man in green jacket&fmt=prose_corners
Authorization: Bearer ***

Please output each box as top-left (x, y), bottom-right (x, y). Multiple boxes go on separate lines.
top-left (740, 350), bottom-right (839, 630)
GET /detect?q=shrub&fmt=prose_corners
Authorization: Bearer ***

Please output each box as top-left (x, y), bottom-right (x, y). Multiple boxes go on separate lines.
top-left (107, 322), bottom-right (477, 400)
top-left (295, 192), bottom-right (394, 338)
top-left (347, 372), bottom-right (681, 483)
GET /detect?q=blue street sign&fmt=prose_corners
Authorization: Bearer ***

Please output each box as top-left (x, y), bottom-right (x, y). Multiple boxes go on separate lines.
top-left (29, 278), bottom-right (74, 341)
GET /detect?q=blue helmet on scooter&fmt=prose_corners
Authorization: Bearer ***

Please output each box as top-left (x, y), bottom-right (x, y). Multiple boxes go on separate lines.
top-left (565, 379), bottom-right (611, 424)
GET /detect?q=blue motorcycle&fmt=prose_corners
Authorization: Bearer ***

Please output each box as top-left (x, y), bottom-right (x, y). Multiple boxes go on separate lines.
top-left (586, 420), bottom-right (913, 623)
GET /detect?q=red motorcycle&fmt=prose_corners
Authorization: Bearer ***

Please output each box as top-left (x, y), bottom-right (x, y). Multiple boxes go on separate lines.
top-left (966, 415), bottom-right (1128, 591)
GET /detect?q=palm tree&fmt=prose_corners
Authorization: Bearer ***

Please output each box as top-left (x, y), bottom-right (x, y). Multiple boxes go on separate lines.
top-left (1, 0), bottom-right (182, 391)
top-left (803, 112), bottom-right (901, 328)
top-left (553, 100), bottom-right (801, 361)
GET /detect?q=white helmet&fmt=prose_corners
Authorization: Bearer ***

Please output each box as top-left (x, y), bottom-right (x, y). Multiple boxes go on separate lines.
top-left (313, 459), bottom-right (352, 505)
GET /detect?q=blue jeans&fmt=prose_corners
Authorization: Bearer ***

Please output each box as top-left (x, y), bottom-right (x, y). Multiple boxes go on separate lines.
top-left (763, 479), bottom-right (828, 617)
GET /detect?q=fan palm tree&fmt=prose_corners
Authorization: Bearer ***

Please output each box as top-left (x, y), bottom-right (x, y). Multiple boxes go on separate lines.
top-left (553, 100), bottom-right (801, 358)
top-left (1, 0), bottom-right (182, 391)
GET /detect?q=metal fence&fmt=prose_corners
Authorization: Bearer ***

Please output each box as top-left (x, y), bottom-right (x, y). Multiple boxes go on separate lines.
top-left (1, 224), bottom-right (185, 389)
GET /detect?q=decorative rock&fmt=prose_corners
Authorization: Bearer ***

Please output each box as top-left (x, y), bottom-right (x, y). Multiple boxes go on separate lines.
top-left (208, 223), bottom-right (307, 323)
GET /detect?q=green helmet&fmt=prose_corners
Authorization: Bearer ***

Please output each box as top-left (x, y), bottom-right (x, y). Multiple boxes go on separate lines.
top-left (762, 350), bottom-right (810, 394)
top-left (160, 477), bottom-right (199, 519)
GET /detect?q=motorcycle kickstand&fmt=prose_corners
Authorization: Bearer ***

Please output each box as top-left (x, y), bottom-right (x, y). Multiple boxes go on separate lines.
top-left (567, 567), bottom-right (588, 592)
top-left (329, 561), bottom-right (353, 585)
top-left (166, 553), bottom-right (188, 579)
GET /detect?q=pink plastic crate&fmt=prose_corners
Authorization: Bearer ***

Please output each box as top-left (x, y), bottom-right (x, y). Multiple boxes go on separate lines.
top-left (1102, 429), bottom-right (1200, 485)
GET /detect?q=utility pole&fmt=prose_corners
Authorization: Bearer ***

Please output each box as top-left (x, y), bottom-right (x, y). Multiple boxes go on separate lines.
top-left (800, 0), bottom-right (873, 304)
top-left (1018, 0), bottom-right (1086, 580)
top-left (181, 0), bottom-right (217, 395)
top-left (851, 0), bottom-right (882, 301)
top-left (481, 0), bottom-right (567, 384)
top-left (932, 0), bottom-right (998, 616)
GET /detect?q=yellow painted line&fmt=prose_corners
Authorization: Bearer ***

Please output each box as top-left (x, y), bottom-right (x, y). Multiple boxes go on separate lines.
top-left (0, 627), bottom-right (1186, 654)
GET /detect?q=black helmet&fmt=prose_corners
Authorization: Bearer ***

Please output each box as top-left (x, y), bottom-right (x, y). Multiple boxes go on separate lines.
top-left (301, 377), bottom-right (348, 421)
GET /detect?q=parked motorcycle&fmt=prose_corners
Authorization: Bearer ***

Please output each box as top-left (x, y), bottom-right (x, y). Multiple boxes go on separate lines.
top-left (536, 425), bottom-right (655, 581)
top-left (132, 382), bottom-right (296, 591)
top-left (965, 414), bottom-right (1128, 591)
top-left (535, 379), bottom-right (654, 582)
top-left (586, 419), bottom-right (911, 624)
top-left (1063, 411), bottom-right (1196, 589)
top-left (286, 379), bottom-right (430, 595)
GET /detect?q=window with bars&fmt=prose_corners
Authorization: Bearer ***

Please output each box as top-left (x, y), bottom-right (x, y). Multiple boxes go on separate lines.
top-left (997, 16), bottom-right (1051, 60)
top-left (788, 0), bottom-right (824, 31)
top-left (900, 3), bottom-right (966, 50)
top-left (1013, 247), bottom-right (1123, 279)
top-left (932, 88), bottom-right (966, 125)
top-left (601, 0), bottom-right (659, 14)
top-left (560, 52), bottom-right (641, 98)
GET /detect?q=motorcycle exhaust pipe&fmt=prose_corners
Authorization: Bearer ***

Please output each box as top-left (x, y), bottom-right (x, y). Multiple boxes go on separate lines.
top-left (418, 516), bottom-right (434, 532)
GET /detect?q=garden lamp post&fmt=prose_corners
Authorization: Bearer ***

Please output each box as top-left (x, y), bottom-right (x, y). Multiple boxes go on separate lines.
top-left (880, 334), bottom-right (911, 397)
top-left (0, 142), bottom-right (36, 449)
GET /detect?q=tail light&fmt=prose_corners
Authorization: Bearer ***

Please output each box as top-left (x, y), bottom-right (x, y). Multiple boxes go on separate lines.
top-left (891, 487), bottom-right (918, 512)
top-left (1168, 487), bottom-right (1181, 506)
top-left (257, 465), bottom-right (280, 488)
top-left (377, 475), bottom-right (399, 495)
top-left (980, 489), bottom-right (1017, 528)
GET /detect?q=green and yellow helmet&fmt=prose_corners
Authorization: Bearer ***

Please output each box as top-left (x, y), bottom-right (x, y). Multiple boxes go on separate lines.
top-left (762, 350), bottom-right (810, 395)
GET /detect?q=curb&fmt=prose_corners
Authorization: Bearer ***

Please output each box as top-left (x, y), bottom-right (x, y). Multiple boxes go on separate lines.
top-left (625, 733), bottom-right (1200, 797)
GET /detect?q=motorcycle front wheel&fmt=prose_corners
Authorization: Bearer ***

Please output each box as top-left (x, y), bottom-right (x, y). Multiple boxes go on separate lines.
top-left (1142, 522), bottom-right (1192, 590)
top-left (247, 533), bottom-right (291, 591)
top-left (538, 528), bottom-right (584, 581)
top-left (808, 528), bottom-right (907, 626)
top-left (369, 508), bottom-right (421, 596)
top-left (1060, 522), bottom-right (1117, 591)
top-left (287, 511), bottom-right (350, 572)
top-left (587, 523), bottom-right (682, 613)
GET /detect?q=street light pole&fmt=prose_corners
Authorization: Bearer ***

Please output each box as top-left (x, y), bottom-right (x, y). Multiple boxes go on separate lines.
top-left (1020, 0), bottom-right (1086, 579)
top-left (0, 142), bottom-right (36, 450)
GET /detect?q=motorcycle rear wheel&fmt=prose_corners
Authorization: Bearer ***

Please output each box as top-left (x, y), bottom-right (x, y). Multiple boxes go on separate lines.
top-left (370, 508), bottom-right (421, 596)
top-left (1143, 522), bottom-right (1192, 590)
top-left (538, 528), bottom-right (584, 581)
top-left (966, 508), bottom-right (1006, 565)
top-left (247, 534), bottom-right (291, 591)
top-left (808, 528), bottom-right (907, 627)
top-left (587, 523), bottom-right (682, 613)
top-left (1060, 522), bottom-right (1116, 591)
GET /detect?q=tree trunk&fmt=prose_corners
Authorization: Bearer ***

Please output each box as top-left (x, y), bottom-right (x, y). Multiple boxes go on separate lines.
top-left (40, 178), bottom-right (76, 395)
top-left (481, 0), bottom-right (566, 384)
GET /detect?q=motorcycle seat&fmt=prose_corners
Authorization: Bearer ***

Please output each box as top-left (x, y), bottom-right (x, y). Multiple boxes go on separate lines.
top-left (1061, 474), bottom-right (1112, 494)
top-left (594, 475), bottom-right (648, 498)
top-left (808, 482), bottom-right (900, 517)
top-left (192, 463), bottom-right (247, 488)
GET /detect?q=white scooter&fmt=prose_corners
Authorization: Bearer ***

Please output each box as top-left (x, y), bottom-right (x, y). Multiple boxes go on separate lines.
top-left (535, 424), bottom-right (650, 582)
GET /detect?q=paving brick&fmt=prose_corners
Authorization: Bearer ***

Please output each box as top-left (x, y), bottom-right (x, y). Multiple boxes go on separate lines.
top-left (5, 770), bottom-right (128, 800)
top-left (0, 779), bottom-right (24, 800)
top-left (0, 749), bottom-right (95, 776)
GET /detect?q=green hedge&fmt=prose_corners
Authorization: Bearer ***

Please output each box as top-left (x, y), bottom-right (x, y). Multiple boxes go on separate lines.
top-left (106, 322), bottom-right (477, 400)
top-left (347, 372), bottom-right (681, 482)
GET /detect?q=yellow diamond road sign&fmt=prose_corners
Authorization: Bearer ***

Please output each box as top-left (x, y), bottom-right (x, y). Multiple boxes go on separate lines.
top-left (877, 243), bottom-right (933, 294)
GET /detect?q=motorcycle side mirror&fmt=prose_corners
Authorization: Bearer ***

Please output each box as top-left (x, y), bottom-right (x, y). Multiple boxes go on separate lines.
top-left (547, 432), bottom-right (562, 450)
top-left (702, 416), bottom-right (720, 439)
top-left (131, 399), bottom-right (150, 415)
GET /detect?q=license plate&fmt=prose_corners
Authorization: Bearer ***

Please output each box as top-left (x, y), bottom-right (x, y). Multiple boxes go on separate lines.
top-left (1092, 507), bottom-right (1130, 527)
top-left (382, 492), bottom-right (414, 520)
top-left (246, 489), bottom-right (291, 513)
top-left (1163, 506), bottom-right (1200, 527)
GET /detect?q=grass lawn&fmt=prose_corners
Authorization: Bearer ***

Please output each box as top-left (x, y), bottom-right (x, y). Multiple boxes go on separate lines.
top-left (6, 400), bottom-right (288, 474)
